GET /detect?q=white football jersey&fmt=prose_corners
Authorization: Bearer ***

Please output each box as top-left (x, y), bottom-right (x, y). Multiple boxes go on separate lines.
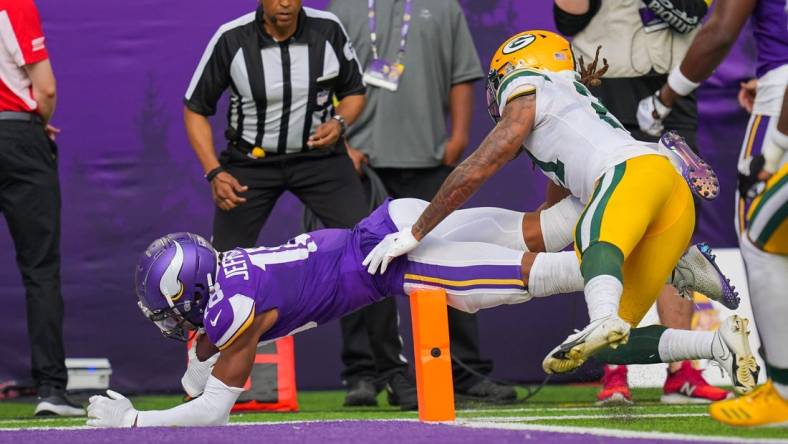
top-left (497, 68), bottom-right (658, 203)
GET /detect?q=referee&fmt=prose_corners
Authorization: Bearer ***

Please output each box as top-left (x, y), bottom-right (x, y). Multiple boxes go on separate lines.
top-left (0, 0), bottom-right (83, 416)
top-left (184, 0), bottom-right (368, 253)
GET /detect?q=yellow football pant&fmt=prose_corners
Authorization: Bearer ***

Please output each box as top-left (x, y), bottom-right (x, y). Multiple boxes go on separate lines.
top-left (747, 162), bottom-right (788, 255)
top-left (575, 155), bottom-right (695, 326)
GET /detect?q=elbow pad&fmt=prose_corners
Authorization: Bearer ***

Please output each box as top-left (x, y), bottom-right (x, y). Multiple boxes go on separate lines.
top-left (540, 196), bottom-right (585, 252)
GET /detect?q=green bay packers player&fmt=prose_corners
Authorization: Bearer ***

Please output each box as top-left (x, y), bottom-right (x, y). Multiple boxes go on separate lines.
top-left (364, 30), bottom-right (759, 392)
top-left (710, 87), bottom-right (788, 427)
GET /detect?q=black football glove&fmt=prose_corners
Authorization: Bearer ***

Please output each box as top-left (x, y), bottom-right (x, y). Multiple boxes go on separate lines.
top-left (737, 154), bottom-right (766, 200)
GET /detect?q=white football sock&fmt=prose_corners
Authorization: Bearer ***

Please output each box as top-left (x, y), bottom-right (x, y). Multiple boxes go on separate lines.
top-left (540, 196), bottom-right (584, 252)
top-left (584, 275), bottom-right (623, 321)
top-left (527, 251), bottom-right (584, 297)
top-left (658, 328), bottom-right (716, 362)
top-left (740, 237), bottom-right (788, 369)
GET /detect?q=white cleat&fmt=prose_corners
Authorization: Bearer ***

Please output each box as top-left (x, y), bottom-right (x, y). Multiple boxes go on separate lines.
top-left (712, 315), bottom-right (760, 395)
top-left (543, 315), bottom-right (631, 375)
top-left (671, 243), bottom-right (740, 309)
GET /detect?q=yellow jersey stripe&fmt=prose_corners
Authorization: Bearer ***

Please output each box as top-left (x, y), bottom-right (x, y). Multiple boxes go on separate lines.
top-left (218, 308), bottom-right (255, 351)
top-left (739, 115), bottom-right (763, 233)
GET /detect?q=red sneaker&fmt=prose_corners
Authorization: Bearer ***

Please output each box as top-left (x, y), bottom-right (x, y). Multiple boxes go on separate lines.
top-left (597, 365), bottom-right (633, 405)
top-left (661, 361), bottom-right (734, 404)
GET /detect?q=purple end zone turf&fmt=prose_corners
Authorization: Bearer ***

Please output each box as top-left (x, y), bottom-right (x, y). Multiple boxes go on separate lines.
top-left (0, 421), bottom-right (730, 444)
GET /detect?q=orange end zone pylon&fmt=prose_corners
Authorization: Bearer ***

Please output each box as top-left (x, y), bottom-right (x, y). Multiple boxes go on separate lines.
top-left (409, 288), bottom-right (456, 422)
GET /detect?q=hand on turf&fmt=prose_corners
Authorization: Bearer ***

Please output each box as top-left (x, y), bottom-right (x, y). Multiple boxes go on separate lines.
top-left (637, 93), bottom-right (672, 137)
top-left (211, 171), bottom-right (248, 211)
top-left (87, 390), bottom-right (138, 428)
top-left (182, 336), bottom-right (220, 398)
top-left (362, 227), bottom-right (420, 275)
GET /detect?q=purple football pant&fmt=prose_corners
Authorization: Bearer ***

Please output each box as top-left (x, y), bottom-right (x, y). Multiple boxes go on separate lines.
top-left (387, 198), bottom-right (532, 313)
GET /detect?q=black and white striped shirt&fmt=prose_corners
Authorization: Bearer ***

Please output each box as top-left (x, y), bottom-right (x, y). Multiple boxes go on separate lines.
top-left (185, 6), bottom-right (365, 155)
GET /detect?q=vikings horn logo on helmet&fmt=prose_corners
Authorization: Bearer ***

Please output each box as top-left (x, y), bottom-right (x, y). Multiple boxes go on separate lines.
top-left (502, 34), bottom-right (536, 55)
top-left (159, 240), bottom-right (185, 305)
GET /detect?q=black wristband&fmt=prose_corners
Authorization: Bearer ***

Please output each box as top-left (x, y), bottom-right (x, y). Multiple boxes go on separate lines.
top-left (205, 166), bottom-right (224, 183)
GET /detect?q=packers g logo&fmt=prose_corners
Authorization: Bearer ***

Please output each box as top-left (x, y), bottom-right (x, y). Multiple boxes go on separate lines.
top-left (502, 35), bottom-right (536, 55)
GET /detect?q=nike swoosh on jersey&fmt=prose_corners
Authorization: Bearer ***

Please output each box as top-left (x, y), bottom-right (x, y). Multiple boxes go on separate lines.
top-left (210, 309), bottom-right (222, 327)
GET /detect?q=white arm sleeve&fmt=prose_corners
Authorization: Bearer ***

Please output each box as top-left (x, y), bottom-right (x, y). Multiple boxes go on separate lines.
top-left (136, 375), bottom-right (243, 427)
top-left (181, 339), bottom-right (219, 398)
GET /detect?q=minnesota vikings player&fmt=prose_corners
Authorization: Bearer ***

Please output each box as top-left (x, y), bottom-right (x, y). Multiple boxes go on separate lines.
top-left (638, 0), bottom-right (788, 427)
top-left (87, 191), bottom-right (750, 427)
top-left (364, 30), bottom-right (760, 387)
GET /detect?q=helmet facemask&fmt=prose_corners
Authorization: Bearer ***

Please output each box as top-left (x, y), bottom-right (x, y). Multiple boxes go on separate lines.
top-left (137, 280), bottom-right (209, 342)
top-left (138, 301), bottom-right (197, 342)
top-left (486, 61), bottom-right (521, 124)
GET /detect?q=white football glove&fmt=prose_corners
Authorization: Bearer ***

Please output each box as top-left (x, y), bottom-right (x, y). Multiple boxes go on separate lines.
top-left (87, 390), bottom-right (138, 428)
top-left (362, 227), bottom-right (420, 275)
top-left (637, 93), bottom-right (672, 137)
top-left (182, 336), bottom-right (220, 398)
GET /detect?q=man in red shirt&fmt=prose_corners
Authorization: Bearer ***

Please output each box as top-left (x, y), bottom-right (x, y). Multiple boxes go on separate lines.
top-left (0, 0), bottom-right (83, 416)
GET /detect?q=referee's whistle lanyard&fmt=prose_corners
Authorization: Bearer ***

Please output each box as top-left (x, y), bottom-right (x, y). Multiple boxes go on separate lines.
top-left (364, 0), bottom-right (413, 92)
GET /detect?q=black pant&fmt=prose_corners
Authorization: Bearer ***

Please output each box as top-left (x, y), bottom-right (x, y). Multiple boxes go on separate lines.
top-left (340, 165), bottom-right (493, 390)
top-left (0, 120), bottom-right (67, 391)
top-left (212, 148), bottom-right (369, 251)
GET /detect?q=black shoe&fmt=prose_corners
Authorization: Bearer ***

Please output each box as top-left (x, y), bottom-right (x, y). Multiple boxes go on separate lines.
top-left (386, 372), bottom-right (418, 411)
top-left (343, 379), bottom-right (379, 407)
top-left (34, 387), bottom-right (85, 417)
top-left (455, 378), bottom-right (517, 404)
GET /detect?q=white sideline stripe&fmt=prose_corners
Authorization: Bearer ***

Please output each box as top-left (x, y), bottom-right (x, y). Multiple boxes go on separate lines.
top-left (462, 413), bottom-right (708, 422)
top-left (457, 421), bottom-right (788, 443)
top-left (459, 405), bottom-right (709, 414)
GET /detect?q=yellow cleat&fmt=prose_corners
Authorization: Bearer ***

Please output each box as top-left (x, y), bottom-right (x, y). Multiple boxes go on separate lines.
top-left (709, 380), bottom-right (788, 428)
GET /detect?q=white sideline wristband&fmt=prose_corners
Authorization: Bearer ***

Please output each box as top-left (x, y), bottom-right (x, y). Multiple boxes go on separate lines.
top-left (667, 67), bottom-right (701, 97)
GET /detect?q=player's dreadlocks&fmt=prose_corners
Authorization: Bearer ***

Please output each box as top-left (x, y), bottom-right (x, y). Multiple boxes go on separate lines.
top-left (578, 45), bottom-right (609, 88)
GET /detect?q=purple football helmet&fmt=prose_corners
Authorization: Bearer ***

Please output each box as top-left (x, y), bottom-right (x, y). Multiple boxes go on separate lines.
top-left (135, 232), bottom-right (218, 341)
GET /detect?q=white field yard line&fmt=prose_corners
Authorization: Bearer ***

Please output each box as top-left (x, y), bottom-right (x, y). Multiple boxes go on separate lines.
top-left (458, 421), bottom-right (788, 444)
top-left (461, 412), bottom-right (708, 422)
top-left (459, 405), bottom-right (709, 414)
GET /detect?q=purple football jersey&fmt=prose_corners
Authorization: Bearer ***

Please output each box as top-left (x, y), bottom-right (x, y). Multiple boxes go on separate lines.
top-left (753, 0), bottom-right (788, 77)
top-left (203, 201), bottom-right (401, 348)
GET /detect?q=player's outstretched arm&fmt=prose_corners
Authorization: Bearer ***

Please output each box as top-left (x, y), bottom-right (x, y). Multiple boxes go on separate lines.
top-left (412, 94), bottom-right (536, 240)
top-left (87, 313), bottom-right (275, 428)
top-left (658, 0), bottom-right (756, 107)
top-left (638, 0), bottom-right (755, 135)
top-left (362, 95), bottom-right (535, 274)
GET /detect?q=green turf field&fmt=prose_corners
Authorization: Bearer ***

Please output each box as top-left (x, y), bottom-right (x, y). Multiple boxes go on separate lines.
top-left (0, 386), bottom-right (786, 441)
